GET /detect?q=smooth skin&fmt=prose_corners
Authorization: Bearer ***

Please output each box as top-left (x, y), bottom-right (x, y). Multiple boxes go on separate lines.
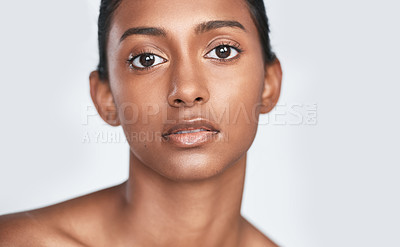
top-left (0, 0), bottom-right (282, 246)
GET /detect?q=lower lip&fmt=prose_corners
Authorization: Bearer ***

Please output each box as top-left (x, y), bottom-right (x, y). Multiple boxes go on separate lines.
top-left (163, 131), bottom-right (219, 148)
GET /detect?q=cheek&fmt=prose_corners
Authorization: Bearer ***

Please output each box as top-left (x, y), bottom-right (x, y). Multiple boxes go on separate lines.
top-left (116, 96), bottom-right (167, 168)
top-left (205, 60), bottom-right (265, 158)
top-left (111, 69), bottom-right (167, 124)
top-left (110, 75), bottom-right (167, 157)
top-left (208, 59), bottom-right (265, 125)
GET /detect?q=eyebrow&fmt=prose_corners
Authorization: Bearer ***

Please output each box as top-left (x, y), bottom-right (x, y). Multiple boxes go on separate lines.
top-left (119, 20), bottom-right (246, 43)
top-left (195, 20), bottom-right (246, 34)
top-left (120, 27), bottom-right (167, 42)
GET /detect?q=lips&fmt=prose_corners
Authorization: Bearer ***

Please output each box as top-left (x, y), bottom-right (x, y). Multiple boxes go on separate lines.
top-left (162, 119), bottom-right (220, 147)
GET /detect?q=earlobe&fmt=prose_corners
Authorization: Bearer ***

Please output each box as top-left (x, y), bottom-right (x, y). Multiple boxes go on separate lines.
top-left (260, 58), bottom-right (283, 114)
top-left (89, 71), bottom-right (121, 126)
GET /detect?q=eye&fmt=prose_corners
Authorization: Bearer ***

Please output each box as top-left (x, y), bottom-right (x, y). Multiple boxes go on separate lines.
top-left (128, 53), bottom-right (167, 70)
top-left (205, 45), bottom-right (240, 60)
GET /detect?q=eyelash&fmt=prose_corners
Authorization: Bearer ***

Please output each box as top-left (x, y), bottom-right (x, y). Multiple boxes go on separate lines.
top-left (205, 41), bottom-right (243, 62)
top-left (126, 41), bottom-right (243, 71)
top-left (126, 49), bottom-right (163, 72)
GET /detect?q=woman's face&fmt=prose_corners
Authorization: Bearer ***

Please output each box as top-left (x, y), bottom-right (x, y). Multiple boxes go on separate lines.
top-left (93, 0), bottom-right (281, 181)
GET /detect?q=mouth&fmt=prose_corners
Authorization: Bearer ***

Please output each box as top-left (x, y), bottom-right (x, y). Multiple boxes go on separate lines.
top-left (173, 128), bottom-right (212, 134)
top-left (162, 119), bottom-right (220, 148)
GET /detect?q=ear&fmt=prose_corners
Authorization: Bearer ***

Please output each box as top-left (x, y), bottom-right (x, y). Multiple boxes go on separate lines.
top-left (89, 71), bottom-right (120, 126)
top-left (260, 58), bottom-right (283, 114)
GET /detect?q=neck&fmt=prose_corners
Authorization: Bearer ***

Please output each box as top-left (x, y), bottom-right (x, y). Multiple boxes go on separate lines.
top-left (119, 151), bottom-right (247, 247)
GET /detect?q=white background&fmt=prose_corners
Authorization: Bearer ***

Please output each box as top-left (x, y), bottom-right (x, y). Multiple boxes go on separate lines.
top-left (0, 0), bottom-right (399, 246)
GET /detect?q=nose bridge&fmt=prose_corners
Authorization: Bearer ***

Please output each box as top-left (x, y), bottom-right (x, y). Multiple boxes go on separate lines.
top-left (167, 53), bottom-right (210, 107)
top-left (174, 54), bottom-right (199, 83)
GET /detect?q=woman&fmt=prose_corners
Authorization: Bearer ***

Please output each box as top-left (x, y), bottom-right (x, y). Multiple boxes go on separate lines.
top-left (0, 0), bottom-right (282, 246)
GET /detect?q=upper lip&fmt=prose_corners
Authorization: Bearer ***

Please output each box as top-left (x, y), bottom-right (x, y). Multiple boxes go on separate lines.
top-left (162, 118), bottom-right (220, 137)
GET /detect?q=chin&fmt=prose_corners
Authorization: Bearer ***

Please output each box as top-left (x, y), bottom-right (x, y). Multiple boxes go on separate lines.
top-left (146, 144), bottom-right (250, 182)
top-left (151, 151), bottom-right (232, 182)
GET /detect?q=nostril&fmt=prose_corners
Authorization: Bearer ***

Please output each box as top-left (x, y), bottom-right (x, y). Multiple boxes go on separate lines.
top-left (174, 99), bottom-right (184, 105)
top-left (172, 97), bottom-right (203, 106)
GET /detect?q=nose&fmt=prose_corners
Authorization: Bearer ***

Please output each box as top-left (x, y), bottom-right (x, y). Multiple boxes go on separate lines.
top-left (167, 60), bottom-right (210, 108)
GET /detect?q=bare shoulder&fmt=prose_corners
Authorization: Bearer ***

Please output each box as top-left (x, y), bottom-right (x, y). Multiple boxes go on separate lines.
top-left (240, 216), bottom-right (280, 247)
top-left (0, 183), bottom-right (125, 246)
top-left (0, 211), bottom-right (85, 246)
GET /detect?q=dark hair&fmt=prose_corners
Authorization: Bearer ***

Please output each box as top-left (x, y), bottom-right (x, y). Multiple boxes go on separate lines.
top-left (97, 0), bottom-right (276, 80)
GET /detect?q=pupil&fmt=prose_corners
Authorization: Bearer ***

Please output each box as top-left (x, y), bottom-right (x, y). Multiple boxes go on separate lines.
top-left (140, 54), bottom-right (155, 67)
top-left (216, 45), bottom-right (230, 59)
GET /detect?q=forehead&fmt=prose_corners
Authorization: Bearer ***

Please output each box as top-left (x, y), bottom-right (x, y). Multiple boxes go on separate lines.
top-left (108, 0), bottom-right (259, 44)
